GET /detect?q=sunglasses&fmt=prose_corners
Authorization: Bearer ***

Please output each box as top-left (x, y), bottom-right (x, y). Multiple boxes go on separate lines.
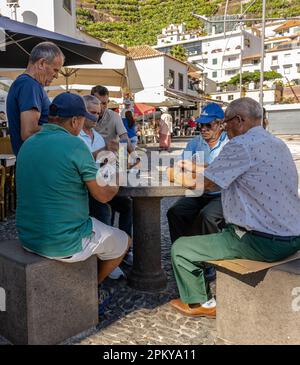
top-left (200, 123), bottom-right (213, 129)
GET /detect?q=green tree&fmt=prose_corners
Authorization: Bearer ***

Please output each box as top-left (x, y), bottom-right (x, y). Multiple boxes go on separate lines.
top-left (227, 70), bottom-right (283, 86)
top-left (170, 45), bottom-right (187, 62)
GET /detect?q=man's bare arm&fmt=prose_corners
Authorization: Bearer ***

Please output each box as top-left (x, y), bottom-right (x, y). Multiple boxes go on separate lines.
top-left (203, 177), bottom-right (221, 193)
top-left (92, 147), bottom-right (106, 160)
top-left (119, 133), bottom-right (134, 154)
top-left (167, 167), bottom-right (221, 192)
top-left (86, 179), bottom-right (119, 203)
top-left (20, 109), bottom-right (41, 141)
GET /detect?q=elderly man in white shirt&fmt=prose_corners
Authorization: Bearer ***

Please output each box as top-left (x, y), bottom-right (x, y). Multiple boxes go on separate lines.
top-left (80, 95), bottom-right (132, 280)
top-left (170, 97), bottom-right (300, 318)
top-left (79, 95), bottom-right (106, 158)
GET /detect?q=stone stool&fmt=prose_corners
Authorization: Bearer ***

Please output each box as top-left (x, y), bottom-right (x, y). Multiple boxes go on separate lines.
top-left (216, 259), bottom-right (300, 344)
top-left (0, 240), bottom-right (98, 344)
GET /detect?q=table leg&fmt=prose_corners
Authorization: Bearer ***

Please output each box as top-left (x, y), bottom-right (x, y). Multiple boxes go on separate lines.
top-left (128, 197), bottom-right (167, 291)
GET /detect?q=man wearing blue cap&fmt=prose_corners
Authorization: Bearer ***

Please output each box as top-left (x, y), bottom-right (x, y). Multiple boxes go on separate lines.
top-left (167, 103), bottom-right (228, 245)
top-left (169, 97), bottom-right (300, 317)
top-left (16, 93), bottom-right (131, 287)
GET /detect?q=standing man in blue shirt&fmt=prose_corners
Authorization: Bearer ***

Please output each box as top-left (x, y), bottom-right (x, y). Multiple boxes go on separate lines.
top-left (167, 103), bottom-right (228, 244)
top-left (7, 42), bottom-right (64, 155)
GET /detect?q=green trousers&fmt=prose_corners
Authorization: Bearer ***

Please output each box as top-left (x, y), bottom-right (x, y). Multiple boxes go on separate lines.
top-left (171, 225), bottom-right (300, 304)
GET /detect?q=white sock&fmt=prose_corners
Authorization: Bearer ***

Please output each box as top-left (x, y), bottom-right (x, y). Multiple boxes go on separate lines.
top-left (201, 298), bottom-right (216, 308)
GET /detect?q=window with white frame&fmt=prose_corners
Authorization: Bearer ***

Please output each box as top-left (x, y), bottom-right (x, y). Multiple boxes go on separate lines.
top-left (272, 55), bottom-right (278, 65)
top-left (228, 95), bottom-right (234, 101)
top-left (225, 69), bottom-right (238, 76)
top-left (63, 0), bottom-right (72, 14)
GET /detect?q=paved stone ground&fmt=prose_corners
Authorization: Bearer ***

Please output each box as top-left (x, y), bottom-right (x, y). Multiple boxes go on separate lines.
top-left (1, 135), bottom-right (299, 345)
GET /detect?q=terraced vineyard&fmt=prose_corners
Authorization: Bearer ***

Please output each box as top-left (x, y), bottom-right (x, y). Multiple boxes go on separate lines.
top-left (76, 0), bottom-right (300, 46)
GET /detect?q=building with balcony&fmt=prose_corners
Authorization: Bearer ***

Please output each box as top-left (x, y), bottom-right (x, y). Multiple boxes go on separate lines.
top-left (273, 20), bottom-right (300, 37)
top-left (126, 45), bottom-right (205, 119)
top-left (155, 26), bottom-right (261, 85)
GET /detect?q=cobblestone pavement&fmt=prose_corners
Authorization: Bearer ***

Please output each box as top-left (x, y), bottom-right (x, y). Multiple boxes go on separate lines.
top-left (1, 135), bottom-right (299, 345)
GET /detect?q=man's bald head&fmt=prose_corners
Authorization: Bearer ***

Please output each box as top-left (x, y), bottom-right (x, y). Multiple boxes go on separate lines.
top-left (224, 97), bottom-right (263, 139)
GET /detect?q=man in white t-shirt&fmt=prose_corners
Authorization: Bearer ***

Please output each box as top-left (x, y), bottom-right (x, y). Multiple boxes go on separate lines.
top-left (90, 87), bottom-right (136, 277)
top-left (79, 95), bottom-right (112, 226)
top-left (79, 95), bottom-right (106, 158)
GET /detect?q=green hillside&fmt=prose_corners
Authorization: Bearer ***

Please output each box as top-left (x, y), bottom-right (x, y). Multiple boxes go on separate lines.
top-left (77, 0), bottom-right (300, 46)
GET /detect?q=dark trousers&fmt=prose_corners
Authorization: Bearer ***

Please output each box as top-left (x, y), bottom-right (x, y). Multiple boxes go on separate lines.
top-left (89, 194), bottom-right (112, 226)
top-left (167, 194), bottom-right (224, 243)
top-left (109, 196), bottom-right (133, 238)
top-left (89, 194), bottom-right (132, 237)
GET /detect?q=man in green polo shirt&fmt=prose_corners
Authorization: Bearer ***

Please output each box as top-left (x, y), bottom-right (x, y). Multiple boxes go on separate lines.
top-left (16, 93), bottom-right (131, 284)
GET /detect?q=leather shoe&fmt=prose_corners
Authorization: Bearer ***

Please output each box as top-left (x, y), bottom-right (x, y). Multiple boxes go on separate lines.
top-left (169, 298), bottom-right (216, 318)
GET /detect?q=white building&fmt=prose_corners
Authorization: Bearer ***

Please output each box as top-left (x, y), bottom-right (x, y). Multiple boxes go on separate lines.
top-left (210, 88), bottom-right (277, 106)
top-left (242, 20), bottom-right (300, 82)
top-left (242, 37), bottom-right (300, 88)
top-left (155, 20), bottom-right (300, 105)
top-left (127, 45), bottom-right (202, 119)
top-left (0, 0), bottom-right (101, 45)
top-left (157, 23), bottom-right (200, 47)
top-left (0, 0), bottom-right (76, 36)
top-left (155, 27), bottom-right (261, 84)
top-left (273, 20), bottom-right (300, 37)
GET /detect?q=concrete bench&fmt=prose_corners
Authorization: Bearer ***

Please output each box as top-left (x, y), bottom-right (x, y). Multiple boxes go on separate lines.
top-left (211, 255), bottom-right (300, 344)
top-left (0, 240), bottom-right (98, 345)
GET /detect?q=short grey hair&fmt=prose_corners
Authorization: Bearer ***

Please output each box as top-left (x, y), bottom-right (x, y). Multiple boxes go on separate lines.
top-left (29, 42), bottom-right (65, 65)
top-left (82, 95), bottom-right (100, 109)
top-left (226, 97), bottom-right (263, 122)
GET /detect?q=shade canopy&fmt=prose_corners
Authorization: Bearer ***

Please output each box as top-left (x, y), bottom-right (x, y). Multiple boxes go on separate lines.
top-left (0, 52), bottom-right (138, 92)
top-left (45, 85), bottom-right (123, 99)
top-left (0, 15), bottom-right (105, 67)
top-left (134, 103), bottom-right (156, 116)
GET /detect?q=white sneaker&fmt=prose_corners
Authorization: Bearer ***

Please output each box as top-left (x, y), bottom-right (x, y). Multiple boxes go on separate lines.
top-left (202, 298), bottom-right (216, 308)
top-left (123, 251), bottom-right (133, 266)
top-left (108, 266), bottom-right (126, 280)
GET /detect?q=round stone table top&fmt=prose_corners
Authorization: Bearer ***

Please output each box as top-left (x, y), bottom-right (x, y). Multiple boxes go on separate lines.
top-left (118, 171), bottom-right (188, 198)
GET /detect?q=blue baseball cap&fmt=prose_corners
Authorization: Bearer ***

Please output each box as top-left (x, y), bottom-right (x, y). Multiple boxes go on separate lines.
top-left (196, 103), bottom-right (224, 124)
top-left (49, 93), bottom-right (98, 122)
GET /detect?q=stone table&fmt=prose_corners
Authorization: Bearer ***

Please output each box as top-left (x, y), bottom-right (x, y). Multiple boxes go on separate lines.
top-left (119, 171), bottom-right (187, 291)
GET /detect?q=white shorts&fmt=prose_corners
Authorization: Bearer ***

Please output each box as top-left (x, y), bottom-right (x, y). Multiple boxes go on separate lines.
top-left (52, 217), bottom-right (128, 263)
